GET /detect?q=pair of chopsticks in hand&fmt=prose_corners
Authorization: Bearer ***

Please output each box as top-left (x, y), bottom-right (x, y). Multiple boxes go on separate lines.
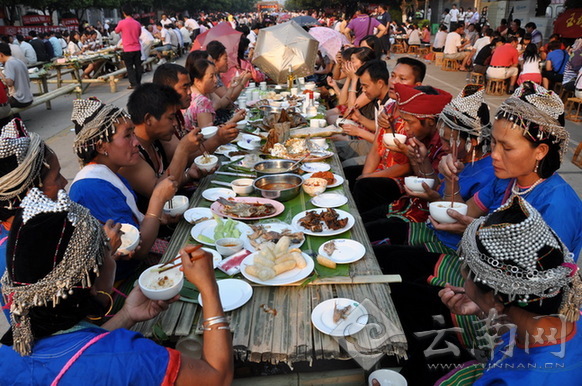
top-left (157, 244), bottom-right (203, 273)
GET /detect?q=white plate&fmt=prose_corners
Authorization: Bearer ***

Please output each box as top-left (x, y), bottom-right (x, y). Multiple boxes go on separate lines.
top-left (292, 209), bottom-right (355, 237)
top-left (202, 188), bottom-right (237, 201)
top-left (237, 139), bottom-right (261, 151)
top-left (240, 251), bottom-right (315, 285)
top-left (302, 173), bottom-right (344, 188)
top-left (184, 207), bottom-right (213, 224)
top-left (215, 144), bottom-right (238, 155)
top-left (301, 162), bottom-right (331, 173)
top-left (190, 219), bottom-right (255, 251)
top-left (311, 193), bottom-right (348, 208)
top-left (311, 298), bottom-right (368, 337)
top-left (198, 279), bottom-right (253, 312)
top-left (318, 239), bottom-right (366, 264)
top-left (248, 222), bottom-right (305, 249)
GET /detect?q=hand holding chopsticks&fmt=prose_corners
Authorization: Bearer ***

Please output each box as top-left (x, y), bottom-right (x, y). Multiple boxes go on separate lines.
top-left (158, 244), bottom-right (203, 273)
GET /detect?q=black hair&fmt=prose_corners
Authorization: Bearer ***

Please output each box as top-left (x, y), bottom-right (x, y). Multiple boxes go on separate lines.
top-left (525, 22), bottom-right (536, 29)
top-left (523, 33), bottom-right (532, 41)
top-left (153, 63), bottom-right (189, 87)
top-left (16, 34), bottom-right (24, 42)
top-left (186, 58), bottom-right (214, 82)
top-left (513, 19), bottom-right (521, 26)
top-left (126, 83), bottom-right (181, 125)
top-left (357, 4), bottom-right (368, 14)
top-left (361, 35), bottom-right (383, 60)
top-left (0, 42), bottom-right (11, 56)
top-left (500, 18), bottom-right (507, 25)
top-left (548, 40), bottom-right (562, 51)
top-left (439, 24), bottom-right (448, 32)
top-left (395, 57), bottom-right (426, 82)
top-left (414, 85), bottom-right (439, 95)
top-left (206, 40), bottom-right (226, 61)
top-left (0, 35), bottom-right (9, 44)
top-left (238, 36), bottom-right (250, 62)
top-left (121, 4), bottom-right (133, 16)
top-left (522, 43), bottom-right (539, 63)
top-left (28, 30), bottom-right (37, 38)
top-left (355, 59), bottom-right (389, 83)
top-left (341, 46), bottom-right (357, 61)
top-left (351, 47), bottom-right (375, 64)
top-left (186, 49), bottom-right (208, 72)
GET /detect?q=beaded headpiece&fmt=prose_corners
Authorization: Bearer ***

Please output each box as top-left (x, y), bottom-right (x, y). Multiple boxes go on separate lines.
top-left (395, 83), bottom-right (453, 118)
top-left (72, 98), bottom-right (130, 165)
top-left (438, 84), bottom-right (491, 143)
top-left (0, 188), bottom-right (108, 356)
top-left (0, 119), bottom-right (46, 210)
top-left (495, 81), bottom-right (569, 160)
top-left (459, 196), bottom-right (582, 322)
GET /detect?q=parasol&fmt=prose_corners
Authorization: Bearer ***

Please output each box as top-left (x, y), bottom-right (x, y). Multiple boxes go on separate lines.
top-left (291, 15), bottom-right (321, 27)
top-left (553, 8), bottom-right (582, 39)
top-left (308, 27), bottom-right (351, 62)
top-left (191, 22), bottom-right (242, 68)
top-left (251, 20), bottom-right (320, 84)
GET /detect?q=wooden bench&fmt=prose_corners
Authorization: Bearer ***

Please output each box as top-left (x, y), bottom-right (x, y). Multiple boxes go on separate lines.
top-left (442, 58), bottom-right (459, 71)
top-left (96, 57), bottom-right (158, 92)
top-left (10, 83), bottom-right (81, 115)
top-left (573, 141), bottom-right (582, 169)
top-left (469, 72), bottom-right (485, 85)
top-left (565, 97), bottom-right (582, 122)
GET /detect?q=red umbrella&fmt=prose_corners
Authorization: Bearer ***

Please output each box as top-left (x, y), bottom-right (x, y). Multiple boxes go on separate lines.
top-left (191, 22), bottom-right (242, 68)
top-left (553, 8), bottom-right (582, 39)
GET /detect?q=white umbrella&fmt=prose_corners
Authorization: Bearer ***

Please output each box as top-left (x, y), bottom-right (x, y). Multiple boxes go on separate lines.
top-left (251, 20), bottom-right (319, 84)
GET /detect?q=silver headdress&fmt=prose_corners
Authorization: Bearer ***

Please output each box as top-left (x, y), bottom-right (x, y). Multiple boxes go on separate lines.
top-left (438, 84), bottom-right (491, 143)
top-left (495, 81), bottom-right (569, 160)
top-left (459, 196), bottom-right (582, 322)
top-left (0, 188), bottom-right (108, 356)
top-left (0, 119), bottom-right (46, 210)
top-left (72, 98), bottom-right (130, 165)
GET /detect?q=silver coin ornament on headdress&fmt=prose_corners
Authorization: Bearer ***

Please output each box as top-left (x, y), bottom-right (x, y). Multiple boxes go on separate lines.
top-left (0, 188), bottom-right (109, 356)
top-left (72, 98), bottom-right (131, 164)
top-left (495, 82), bottom-right (569, 161)
top-left (459, 196), bottom-right (582, 323)
top-left (0, 119), bottom-right (46, 209)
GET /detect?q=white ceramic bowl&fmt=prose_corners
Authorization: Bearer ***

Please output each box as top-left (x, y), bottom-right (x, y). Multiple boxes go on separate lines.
top-left (303, 82), bottom-right (316, 90)
top-left (138, 263), bottom-right (184, 301)
top-left (163, 195), bottom-right (189, 217)
top-left (236, 119), bottom-right (248, 130)
top-left (201, 125), bottom-right (219, 139)
top-left (215, 238), bottom-right (244, 256)
top-left (231, 178), bottom-right (254, 195)
top-left (404, 176), bottom-right (435, 192)
top-left (383, 133), bottom-right (407, 147)
top-left (194, 154), bottom-right (219, 172)
top-left (368, 369), bottom-right (407, 386)
top-left (118, 223), bottom-right (139, 255)
top-left (429, 201), bottom-right (469, 224)
top-left (303, 177), bottom-right (328, 196)
top-left (310, 118), bottom-right (327, 128)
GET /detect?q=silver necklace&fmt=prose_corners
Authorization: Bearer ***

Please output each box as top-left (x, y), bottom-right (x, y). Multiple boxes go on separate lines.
top-left (511, 178), bottom-right (545, 197)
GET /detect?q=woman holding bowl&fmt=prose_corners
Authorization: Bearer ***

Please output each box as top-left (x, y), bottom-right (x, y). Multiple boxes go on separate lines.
top-left (69, 99), bottom-right (178, 279)
top-left (0, 188), bottom-right (233, 385)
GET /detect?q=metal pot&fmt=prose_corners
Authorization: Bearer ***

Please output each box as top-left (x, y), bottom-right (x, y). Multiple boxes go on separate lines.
top-left (253, 159), bottom-right (301, 177)
top-left (253, 173), bottom-right (303, 202)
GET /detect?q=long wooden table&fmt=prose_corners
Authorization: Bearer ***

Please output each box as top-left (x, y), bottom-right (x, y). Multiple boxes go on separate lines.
top-left (132, 143), bottom-right (407, 366)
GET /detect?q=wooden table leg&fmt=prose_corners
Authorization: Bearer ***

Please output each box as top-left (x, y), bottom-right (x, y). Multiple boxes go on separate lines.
top-left (41, 77), bottom-right (51, 110)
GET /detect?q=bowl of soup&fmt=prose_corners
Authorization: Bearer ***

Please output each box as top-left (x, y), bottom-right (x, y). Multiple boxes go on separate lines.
top-left (253, 159), bottom-right (300, 177)
top-left (253, 173), bottom-right (303, 202)
top-left (429, 201), bottom-right (468, 224)
top-left (138, 263), bottom-right (184, 301)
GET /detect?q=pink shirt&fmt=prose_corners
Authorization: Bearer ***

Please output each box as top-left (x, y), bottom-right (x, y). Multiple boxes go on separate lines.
top-left (115, 17), bottom-right (142, 52)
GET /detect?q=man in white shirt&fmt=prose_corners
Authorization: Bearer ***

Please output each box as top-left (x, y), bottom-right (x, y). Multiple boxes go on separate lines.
top-left (432, 25), bottom-right (448, 52)
top-left (461, 28), bottom-right (492, 70)
top-left (139, 25), bottom-right (154, 61)
top-left (177, 21), bottom-right (191, 47)
top-left (160, 14), bottom-right (172, 26)
top-left (247, 23), bottom-right (260, 48)
top-left (15, 35), bottom-right (36, 64)
top-left (0, 43), bottom-right (33, 108)
top-left (2, 36), bottom-right (27, 64)
top-left (444, 23), bottom-right (470, 63)
top-left (183, 16), bottom-right (200, 40)
top-left (449, 4), bottom-right (459, 22)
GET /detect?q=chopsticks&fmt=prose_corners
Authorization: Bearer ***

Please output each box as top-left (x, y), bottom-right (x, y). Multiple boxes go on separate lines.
top-left (157, 244), bottom-right (203, 273)
top-left (450, 132), bottom-right (458, 208)
top-left (339, 104), bottom-right (359, 125)
top-left (215, 171), bottom-right (255, 178)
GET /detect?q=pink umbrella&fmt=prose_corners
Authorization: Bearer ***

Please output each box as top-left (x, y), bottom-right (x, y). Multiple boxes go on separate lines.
top-left (308, 27), bottom-right (351, 62)
top-left (191, 22), bottom-right (242, 68)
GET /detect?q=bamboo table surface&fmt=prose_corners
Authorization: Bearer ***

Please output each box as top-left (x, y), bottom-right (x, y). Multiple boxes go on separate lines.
top-left (132, 142), bottom-right (408, 365)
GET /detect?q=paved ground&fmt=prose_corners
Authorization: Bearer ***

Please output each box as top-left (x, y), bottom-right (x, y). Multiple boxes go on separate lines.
top-left (1, 54), bottom-right (581, 336)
